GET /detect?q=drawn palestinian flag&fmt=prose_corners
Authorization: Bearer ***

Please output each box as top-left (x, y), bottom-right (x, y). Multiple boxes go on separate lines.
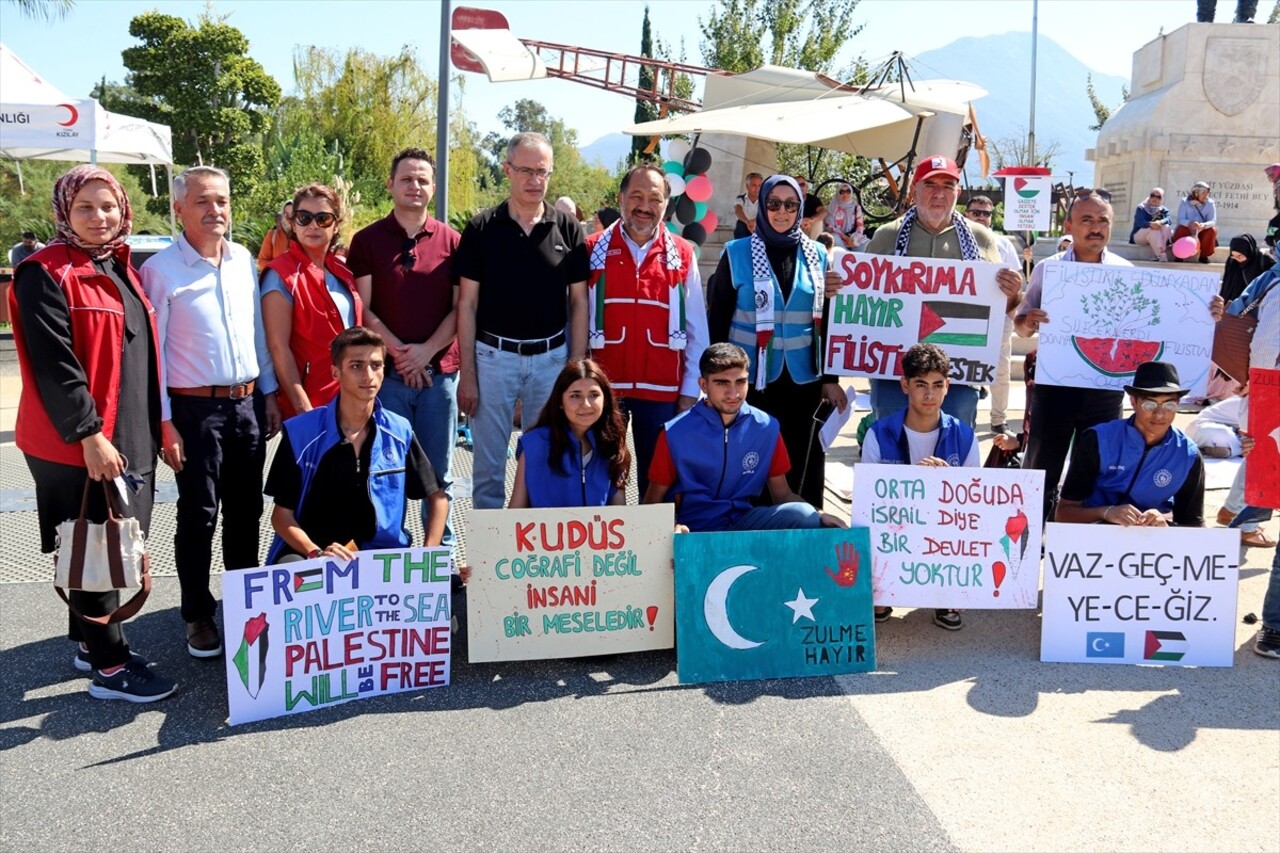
top-left (232, 613), bottom-right (269, 699)
top-left (1143, 630), bottom-right (1187, 662)
top-left (919, 301), bottom-right (990, 348)
top-left (293, 567), bottom-right (323, 593)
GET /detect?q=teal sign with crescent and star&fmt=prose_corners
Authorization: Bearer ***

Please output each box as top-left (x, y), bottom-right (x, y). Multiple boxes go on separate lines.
top-left (674, 528), bottom-right (875, 684)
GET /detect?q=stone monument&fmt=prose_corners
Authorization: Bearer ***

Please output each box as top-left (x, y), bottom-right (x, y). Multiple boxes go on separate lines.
top-left (1090, 22), bottom-right (1279, 243)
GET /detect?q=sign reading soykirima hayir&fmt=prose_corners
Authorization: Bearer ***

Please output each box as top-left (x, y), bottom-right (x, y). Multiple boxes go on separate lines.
top-left (222, 548), bottom-right (453, 725)
top-left (824, 253), bottom-right (1007, 385)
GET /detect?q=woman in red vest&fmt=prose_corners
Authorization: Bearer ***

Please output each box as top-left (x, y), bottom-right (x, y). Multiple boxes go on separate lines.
top-left (9, 165), bottom-right (176, 702)
top-left (262, 183), bottom-right (363, 418)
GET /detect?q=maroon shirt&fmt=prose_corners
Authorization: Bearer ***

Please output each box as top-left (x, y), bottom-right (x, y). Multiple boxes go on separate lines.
top-left (348, 212), bottom-right (460, 373)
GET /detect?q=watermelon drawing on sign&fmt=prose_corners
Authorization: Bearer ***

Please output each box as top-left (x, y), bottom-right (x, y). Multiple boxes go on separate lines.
top-left (1071, 337), bottom-right (1164, 376)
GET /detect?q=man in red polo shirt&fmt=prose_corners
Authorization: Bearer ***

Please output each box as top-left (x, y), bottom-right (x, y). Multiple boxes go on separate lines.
top-left (347, 147), bottom-right (461, 552)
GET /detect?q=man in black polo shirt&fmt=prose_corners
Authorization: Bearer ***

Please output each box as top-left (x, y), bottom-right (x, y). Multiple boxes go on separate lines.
top-left (264, 327), bottom-right (447, 562)
top-left (456, 131), bottom-right (590, 509)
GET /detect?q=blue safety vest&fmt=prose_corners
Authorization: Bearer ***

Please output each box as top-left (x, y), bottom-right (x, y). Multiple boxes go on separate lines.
top-left (663, 400), bottom-right (781, 532)
top-left (723, 237), bottom-right (823, 384)
top-left (1081, 417), bottom-right (1200, 514)
top-left (517, 425), bottom-right (617, 507)
top-left (266, 397), bottom-right (415, 563)
top-left (866, 408), bottom-right (975, 467)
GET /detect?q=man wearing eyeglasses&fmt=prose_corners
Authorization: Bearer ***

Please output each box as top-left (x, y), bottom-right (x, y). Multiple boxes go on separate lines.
top-left (348, 147), bottom-right (462, 555)
top-left (456, 131), bottom-right (590, 510)
top-left (793, 175), bottom-right (826, 239)
top-left (1055, 362), bottom-right (1204, 528)
top-left (963, 196), bottom-right (1023, 436)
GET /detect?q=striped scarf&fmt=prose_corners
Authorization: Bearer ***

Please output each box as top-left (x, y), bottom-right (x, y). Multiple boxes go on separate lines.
top-left (588, 221), bottom-right (686, 351)
top-left (747, 231), bottom-right (825, 389)
top-left (893, 207), bottom-right (981, 261)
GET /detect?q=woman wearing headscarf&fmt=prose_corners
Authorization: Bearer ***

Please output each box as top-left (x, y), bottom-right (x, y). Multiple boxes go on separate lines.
top-left (1129, 187), bottom-right (1172, 261)
top-left (1219, 233), bottom-right (1274, 303)
top-left (708, 175), bottom-right (848, 508)
top-left (1174, 181), bottom-right (1218, 263)
top-left (8, 165), bottom-right (176, 703)
top-left (824, 182), bottom-right (867, 249)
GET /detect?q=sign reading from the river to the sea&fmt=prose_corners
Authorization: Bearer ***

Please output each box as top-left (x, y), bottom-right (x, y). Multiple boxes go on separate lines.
top-left (824, 253), bottom-right (1007, 386)
top-left (1035, 261), bottom-right (1219, 396)
top-left (223, 548), bottom-right (453, 725)
top-left (466, 505), bottom-right (674, 662)
top-left (851, 464), bottom-right (1045, 607)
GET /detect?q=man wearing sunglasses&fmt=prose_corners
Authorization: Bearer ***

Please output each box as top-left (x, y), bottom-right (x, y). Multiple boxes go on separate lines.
top-left (348, 147), bottom-right (462, 558)
top-left (1056, 362), bottom-right (1204, 528)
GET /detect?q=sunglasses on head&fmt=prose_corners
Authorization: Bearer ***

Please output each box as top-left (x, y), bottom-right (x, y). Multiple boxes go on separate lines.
top-left (1071, 187), bottom-right (1112, 201)
top-left (293, 210), bottom-right (336, 227)
top-left (765, 198), bottom-right (802, 213)
top-left (400, 237), bottom-right (416, 270)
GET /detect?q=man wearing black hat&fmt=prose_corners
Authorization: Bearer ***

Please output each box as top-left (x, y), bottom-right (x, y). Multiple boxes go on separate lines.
top-left (1056, 362), bottom-right (1204, 527)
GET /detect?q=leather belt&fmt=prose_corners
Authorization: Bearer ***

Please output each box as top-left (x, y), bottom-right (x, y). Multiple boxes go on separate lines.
top-left (168, 380), bottom-right (256, 400)
top-left (477, 329), bottom-right (566, 356)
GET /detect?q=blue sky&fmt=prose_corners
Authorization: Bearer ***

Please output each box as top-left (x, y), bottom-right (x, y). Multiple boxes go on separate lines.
top-left (2, 0), bottom-right (1204, 145)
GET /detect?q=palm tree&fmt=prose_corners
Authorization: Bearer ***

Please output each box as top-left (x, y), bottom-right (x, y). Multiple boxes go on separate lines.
top-left (4, 0), bottom-right (75, 21)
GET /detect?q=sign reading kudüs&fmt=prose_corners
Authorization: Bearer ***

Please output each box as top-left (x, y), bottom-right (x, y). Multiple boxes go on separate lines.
top-left (825, 253), bottom-right (1007, 385)
top-left (222, 548), bottom-right (453, 725)
top-left (466, 505), bottom-right (674, 662)
top-left (1040, 523), bottom-right (1239, 667)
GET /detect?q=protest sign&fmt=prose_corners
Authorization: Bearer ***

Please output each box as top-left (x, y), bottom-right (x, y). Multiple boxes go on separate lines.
top-left (1040, 523), bottom-right (1239, 667)
top-left (1002, 175), bottom-right (1052, 231)
top-left (824, 252), bottom-right (1007, 386)
top-left (222, 548), bottom-right (452, 725)
top-left (674, 528), bottom-right (875, 684)
top-left (851, 464), bottom-right (1044, 608)
top-left (466, 504), bottom-right (674, 662)
top-left (1035, 261), bottom-right (1219, 396)
top-left (1246, 367), bottom-right (1280, 509)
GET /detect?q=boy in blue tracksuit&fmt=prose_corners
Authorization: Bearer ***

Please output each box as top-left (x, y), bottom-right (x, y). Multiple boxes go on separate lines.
top-left (644, 343), bottom-right (843, 532)
top-left (861, 343), bottom-right (980, 630)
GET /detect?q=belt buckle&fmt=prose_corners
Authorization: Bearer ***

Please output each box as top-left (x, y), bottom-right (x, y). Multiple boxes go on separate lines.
top-left (517, 340), bottom-right (535, 356)
top-left (229, 382), bottom-right (251, 400)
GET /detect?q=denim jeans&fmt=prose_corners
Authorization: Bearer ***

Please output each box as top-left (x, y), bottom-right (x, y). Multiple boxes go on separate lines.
top-left (727, 502), bottom-right (823, 531)
top-left (379, 366), bottom-right (459, 550)
top-left (619, 397), bottom-right (678, 497)
top-left (870, 378), bottom-right (979, 429)
top-left (471, 341), bottom-right (567, 509)
top-left (1262, 546), bottom-right (1280, 630)
top-left (1223, 464), bottom-right (1270, 533)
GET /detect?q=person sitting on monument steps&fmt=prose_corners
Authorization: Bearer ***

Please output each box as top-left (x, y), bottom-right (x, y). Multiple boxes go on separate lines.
top-left (643, 343), bottom-right (845, 532)
top-left (264, 326), bottom-right (449, 564)
top-left (1174, 182), bottom-right (1218, 264)
top-left (508, 358), bottom-right (631, 509)
top-left (1056, 361), bottom-right (1205, 528)
top-left (859, 343), bottom-right (980, 631)
top-left (1129, 187), bottom-right (1172, 262)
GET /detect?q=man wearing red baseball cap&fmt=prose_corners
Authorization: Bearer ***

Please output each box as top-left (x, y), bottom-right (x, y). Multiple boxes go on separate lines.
top-left (862, 155), bottom-right (1024, 429)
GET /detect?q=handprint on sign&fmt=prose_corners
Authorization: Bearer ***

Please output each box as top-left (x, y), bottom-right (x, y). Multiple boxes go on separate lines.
top-left (824, 542), bottom-right (860, 587)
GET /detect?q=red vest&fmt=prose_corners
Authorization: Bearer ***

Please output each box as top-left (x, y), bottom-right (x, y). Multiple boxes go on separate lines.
top-left (267, 242), bottom-right (363, 418)
top-left (10, 243), bottom-right (162, 466)
top-left (585, 228), bottom-right (694, 402)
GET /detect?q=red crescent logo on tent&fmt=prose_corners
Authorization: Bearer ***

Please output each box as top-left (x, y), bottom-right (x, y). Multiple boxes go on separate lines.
top-left (57, 103), bottom-right (79, 127)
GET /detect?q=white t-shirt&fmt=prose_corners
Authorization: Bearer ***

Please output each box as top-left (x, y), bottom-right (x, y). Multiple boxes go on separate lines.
top-left (736, 193), bottom-right (758, 220)
top-left (861, 424), bottom-right (981, 467)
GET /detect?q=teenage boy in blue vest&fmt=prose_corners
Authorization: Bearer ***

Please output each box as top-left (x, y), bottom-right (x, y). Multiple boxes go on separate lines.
top-left (264, 326), bottom-right (450, 563)
top-left (1056, 361), bottom-right (1204, 528)
top-left (860, 343), bottom-right (980, 630)
top-left (643, 343), bottom-right (844, 532)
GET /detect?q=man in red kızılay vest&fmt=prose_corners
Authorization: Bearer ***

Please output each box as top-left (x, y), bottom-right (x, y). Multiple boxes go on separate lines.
top-left (585, 163), bottom-right (709, 494)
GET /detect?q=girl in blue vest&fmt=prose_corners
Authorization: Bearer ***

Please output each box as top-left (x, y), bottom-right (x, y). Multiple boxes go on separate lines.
top-left (708, 174), bottom-right (848, 508)
top-left (508, 358), bottom-right (631, 508)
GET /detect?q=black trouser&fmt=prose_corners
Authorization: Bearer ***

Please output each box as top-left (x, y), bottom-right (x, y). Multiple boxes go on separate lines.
top-left (747, 370), bottom-right (827, 509)
top-left (1198, 0), bottom-right (1258, 21)
top-left (1022, 384), bottom-right (1123, 523)
top-left (26, 455), bottom-right (156, 670)
top-left (170, 391), bottom-right (267, 623)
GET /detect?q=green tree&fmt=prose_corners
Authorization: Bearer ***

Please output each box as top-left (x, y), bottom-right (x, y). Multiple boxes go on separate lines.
top-left (1, 159), bottom-right (171, 245)
top-left (121, 9), bottom-right (281, 207)
top-left (988, 127), bottom-right (1063, 171)
top-left (1086, 73), bottom-right (1130, 132)
top-left (632, 5), bottom-right (660, 163)
top-left (699, 0), bottom-right (863, 76)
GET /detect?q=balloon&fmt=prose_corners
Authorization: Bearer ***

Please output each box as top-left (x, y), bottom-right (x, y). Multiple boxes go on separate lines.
top-left (701, 210), bottom-right (719, 232)
top-left (685, 174), bottom-right (713, 202)
top-left (666, 139), bottom-right (691, 163)
top-left (1172, 235), bottom-right (1199, 259)
top-left (666, 221), bottom-right (680, 235)
top-left (682, 222), bottom-right (707, 245)
top-left (666, 173), bottom-right (687, 197)
top-left (675, 194), bottom-right (697, 224)
top-left (693, 201), bottom-right (708, 222)
top-left (683, 147), bottom-right (712, 175)
top-left (662, 159), bottom-right (685, 177)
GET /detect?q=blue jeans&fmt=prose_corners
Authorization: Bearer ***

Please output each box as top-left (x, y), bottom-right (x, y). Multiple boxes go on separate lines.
top-left (619, 397), bottom-right (678, 497)
top-left (379, 366), bottom-right (458, 550)
top-left (870, 378), bottom-right (979, 429)
top-left (727, 502), bottom-right (823, 531)
top-left (1262, 547), bottom-right (1280, 630)
top-left (1223, 463), bottom-right (1270, 533)
top-left (471, 341), bottom-right (566, 509)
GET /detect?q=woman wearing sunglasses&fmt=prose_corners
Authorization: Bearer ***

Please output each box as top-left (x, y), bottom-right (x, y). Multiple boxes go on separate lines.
top-left (825, 183), bottom-right (867, 250)
top-left (262, 183), bottom-right (363, 418)
top-left (708, 174), bottom-right (848, 508)
top-left (1129, 187), bottom-right (1172, 262)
